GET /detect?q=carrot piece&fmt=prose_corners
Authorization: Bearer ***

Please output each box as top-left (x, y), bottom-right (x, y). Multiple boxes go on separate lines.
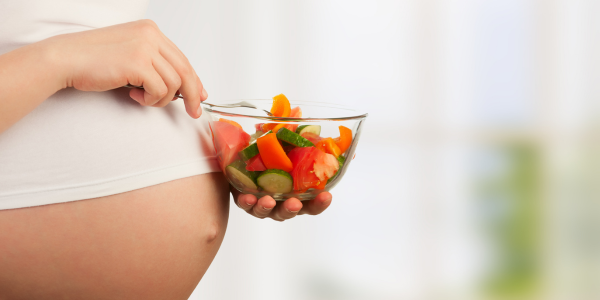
top-left (262, 123), bottom-right (277, 132)
top-left (219, 118), bottom-right (243, 130)
top-left (315, 138), bottom-right (342, 158)
top-left (263, 101), bottom-right (297, 132)
top-left (256, 133), bottom-right (293, 172)
top-left (333, 126), bottom-right (352, 153)
top-left (262, 122), bottom-right (286, 133)
top-left (271, 123), bottom-right (286, 134)
top-left (271, 94), bottom-right (291, 117)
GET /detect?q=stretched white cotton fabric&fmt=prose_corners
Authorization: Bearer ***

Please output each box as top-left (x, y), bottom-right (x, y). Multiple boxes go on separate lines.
top-left (0, 0), bottom-right (220, 210)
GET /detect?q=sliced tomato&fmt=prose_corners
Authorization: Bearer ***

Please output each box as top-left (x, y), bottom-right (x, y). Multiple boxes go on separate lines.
top-left (285, 106), bottom-right (302, 132)
top-left (289, 106), bottom-right (302, 118)
top-left (313, 152), bottom-right (339, 181)
top-left (282, 145), bottom-right (296, 153)
top-left (245, 154), bottom-right (267, 171)
top-left (210, 121), bottom-right (250, 170)
top-left (300, 132), bottom-right (322, 145)
top-left (219, 118), bottom-right (243, 130)
top-left (288, 147), bottom-right (321, 191)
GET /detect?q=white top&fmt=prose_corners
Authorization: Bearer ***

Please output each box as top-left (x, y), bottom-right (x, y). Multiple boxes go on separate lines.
top-left (0, 0), bottom-right (220, 210)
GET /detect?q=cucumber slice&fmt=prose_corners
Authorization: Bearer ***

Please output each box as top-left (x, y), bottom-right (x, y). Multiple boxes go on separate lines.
top-left (226, 160), bottom-right (258, 190)
top-left (257, 169), bottom-right (293, 193)
top-left (239, 143), bottom-right (259, 161)
top-left (327, 155), bottom-right (346, 184)
top-left (276, 127), bottom-right (314, 147)
top-left (239, 130), bottom-right (272, 161)
top-left (296, 125), bottom-right (321, 136)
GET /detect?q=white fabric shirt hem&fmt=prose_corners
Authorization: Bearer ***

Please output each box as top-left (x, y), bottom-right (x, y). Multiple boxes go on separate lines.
top-left (0, 157), bottom-right (221, 210)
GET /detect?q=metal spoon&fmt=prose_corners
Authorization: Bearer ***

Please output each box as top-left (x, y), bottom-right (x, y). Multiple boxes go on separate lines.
top-left (124, 84), bottom-right (274, 116)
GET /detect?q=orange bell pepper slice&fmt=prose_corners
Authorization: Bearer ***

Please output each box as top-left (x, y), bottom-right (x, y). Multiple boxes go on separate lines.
top-left (261, 123), bottom-right (277, 132)
top-left (315, 137), bottom-right (342, 158)
top-left (333, 126), bottom-right (352, 153)
top-left (262, 122), bottom-right (286, 133)
top-left (219, 118), bottom-right (243, 130)
top-left (270, 94), bottom-right (291, 117)
top-left (262, 96), bottom-right (294, 132)
top-left (256, 133), bottom-right (293, 172)
top-left (271, 123), bottom-right (286, 134)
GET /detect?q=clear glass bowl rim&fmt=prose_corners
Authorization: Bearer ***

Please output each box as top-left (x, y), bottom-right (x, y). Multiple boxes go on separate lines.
top-left (201, 99), bottom-right (368, 122)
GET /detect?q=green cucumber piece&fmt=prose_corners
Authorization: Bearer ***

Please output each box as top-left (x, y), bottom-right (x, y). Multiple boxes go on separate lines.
top-left (257, 169), bottom-right (293, 193)
top-left (276, 127), bottom-right (314, 147)
top-left (327, 155), bottom-right (346, 184)
top-left (296, 125), bottom-right (321, 136)
top-left (239, 143), bottom-right (259, 161)
top-left (226, 160), bottom-right (258, 190)
top-left (239, 130), bottom-right (272, 161)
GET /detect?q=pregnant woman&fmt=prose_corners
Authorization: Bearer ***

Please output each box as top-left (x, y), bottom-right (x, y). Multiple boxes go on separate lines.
top-left (0, 1), bottom-right (332, 299)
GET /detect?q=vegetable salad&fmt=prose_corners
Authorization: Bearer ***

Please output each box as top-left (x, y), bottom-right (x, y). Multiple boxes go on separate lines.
top-left (210, 94), bottom-right (352, 195)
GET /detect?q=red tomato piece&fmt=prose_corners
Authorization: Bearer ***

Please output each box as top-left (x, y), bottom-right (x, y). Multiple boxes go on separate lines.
top-left (288, 147), bottom-right (340, 190)
top-left (245, 154), bottom-right (267, 171)
top-left (313, 152), bottom-right (339, 181)
top-left (285, 107), bottom-right (302, 132)
top-left (289, 106), bottom-right (302, 118)
top-left (300, 132), bottom-right (322, 145)
top-left (288, 147), bottom-right (321, 191)
top-left (210, 121), bottom-right (250, 170)
top-left (219, 118), bottom-right (243, 130)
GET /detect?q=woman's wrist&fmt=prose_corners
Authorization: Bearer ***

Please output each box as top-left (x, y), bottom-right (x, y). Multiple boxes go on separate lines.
top-left (0, 38), bottom-right (70, 133)
top-left (36, 36), bottom-right (71, 91)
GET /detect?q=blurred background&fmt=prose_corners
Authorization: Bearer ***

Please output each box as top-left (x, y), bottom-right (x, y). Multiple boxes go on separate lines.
top-left (147, 0), bottom-right (600, 299)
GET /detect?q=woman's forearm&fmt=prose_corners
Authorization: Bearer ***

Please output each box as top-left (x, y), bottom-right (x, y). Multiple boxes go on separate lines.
top-left (0, 40), bottom-right (66, 133)
top-left (0, 20), bottom-right (209, 135)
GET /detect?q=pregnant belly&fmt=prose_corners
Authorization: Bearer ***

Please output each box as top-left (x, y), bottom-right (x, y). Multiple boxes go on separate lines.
top-left (0, 172), bottom-right (230, 300)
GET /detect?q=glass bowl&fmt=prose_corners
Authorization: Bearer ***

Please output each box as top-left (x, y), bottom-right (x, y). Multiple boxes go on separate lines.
top-left (202, 99), bottom-right (367, 200)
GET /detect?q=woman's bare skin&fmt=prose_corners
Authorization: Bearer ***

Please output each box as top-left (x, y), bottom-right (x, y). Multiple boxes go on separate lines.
top-left (0, 173), bottom-right (230, 299)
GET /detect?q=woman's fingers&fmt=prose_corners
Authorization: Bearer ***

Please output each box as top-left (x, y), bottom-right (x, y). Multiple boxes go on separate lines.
top-left (150, 55), bottom-right (181, 107)
top-left (251, 196), bottom-right (276, 218)
top-left (299, 192), bottom-right (332, 216)
top-left (237, 193), bottom-right (258, 212)
top-left (128, 65), bottom-right (167, 106)
top-left (158, 43), bottom-right (203, 118)
top-left (234, 189), bottom-right (331, 220)
top-left (270, 198), bottom-right (303, 221)
top-left (197, 75), bottom-right (208, 101)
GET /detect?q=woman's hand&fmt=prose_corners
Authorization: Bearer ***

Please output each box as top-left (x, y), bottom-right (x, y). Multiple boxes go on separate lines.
top-left (230, 188), bottom-right (332, 221)
top-left (48, 19), bottom-right (206, 118)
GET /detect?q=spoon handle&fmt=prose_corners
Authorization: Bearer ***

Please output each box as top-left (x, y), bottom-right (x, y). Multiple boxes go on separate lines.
top-left (123, 84), bottom-right (273, 116)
